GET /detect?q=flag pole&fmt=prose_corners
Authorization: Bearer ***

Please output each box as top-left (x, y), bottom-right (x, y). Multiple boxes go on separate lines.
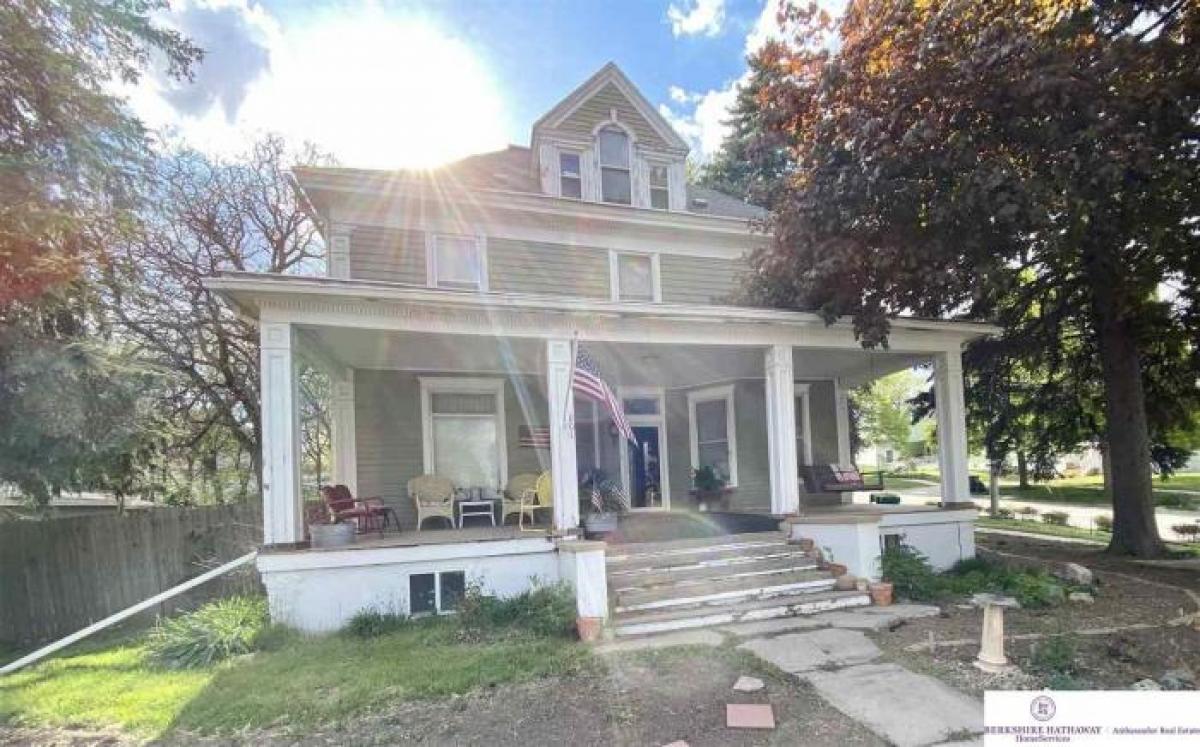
top-left (563, 332), bottom-right (578, 431)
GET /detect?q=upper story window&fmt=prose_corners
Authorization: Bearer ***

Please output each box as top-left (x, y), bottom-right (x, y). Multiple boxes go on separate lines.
top-left (610, 250), bottom-right (659, 302)
top-left (428, 234), bottom-right (486, 291)
top-left (649, 164), bottom-right (670, 210)
top-left (559, 152), bottom-right (582, 199)
top-left (598, 127), bottom-right (631, 205)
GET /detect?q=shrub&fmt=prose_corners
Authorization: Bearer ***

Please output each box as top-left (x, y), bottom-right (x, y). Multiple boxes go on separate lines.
top-left (1171, 523), bottom-right (1200, 539)
top-left (344, 609), bottom-right (411, 638)
top-left (1094, 515), bottom-right (1113, 533)
top-left (1018, 506), bottom-right (1040, 518)
top-left (147, 595), bottom-right (269, 669)
top-left (880, 545), bottom-right (945, 601)
top-left (1030, 635), bottom-right (1078, 675)
top-left (1042, 511), bottom-right (1070, 526)
top-left (458, 581), bottom-right (576, 638)
top-left (992, 508), bottom-right (1015, 520)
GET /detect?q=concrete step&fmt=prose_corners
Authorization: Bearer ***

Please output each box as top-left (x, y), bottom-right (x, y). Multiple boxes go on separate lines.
top-left (612, 589), bottom-right (871, 638)
top-left (606, 535), bottom-right (795, 572)
top-left (606, 531), bottom-right (786, 560)
top-left (609, 554), bottom-right (820, 593)
top-left (615, 569), bottom-right (835, 613)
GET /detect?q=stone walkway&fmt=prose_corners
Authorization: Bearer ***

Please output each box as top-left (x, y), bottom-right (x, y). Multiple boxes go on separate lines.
top-left (598, 604), bottom-right (984, 746)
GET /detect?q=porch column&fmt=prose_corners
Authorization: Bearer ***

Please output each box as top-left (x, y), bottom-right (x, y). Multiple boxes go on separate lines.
top-left (546, 339), bottom-right (580, 531)
top-left (934, 349), bottom-right (972, 505)
top-left (260, 322), bottom-right (303, 545)
top-left (834, 379), bottom-right (853, 465)
top-left (330, 367), bottom-right (357, 495)
top-left (764, 345), bottom-right (800, 515)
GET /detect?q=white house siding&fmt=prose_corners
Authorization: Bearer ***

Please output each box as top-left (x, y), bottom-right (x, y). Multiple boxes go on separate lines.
top-left (488, 238), bottom-right (610, 299)
top-left (659, 254), bottom-right (744, 304)
top-left (349, 227), bottom-right (425, 285)
top-left (354, 370), bottom-right (549, 530)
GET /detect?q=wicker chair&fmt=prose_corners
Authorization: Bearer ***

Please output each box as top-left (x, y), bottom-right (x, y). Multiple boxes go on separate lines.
top-left (502, 473), bottom-right (539, 525)
top-left (519, 471), bottom-right (553, 531)
top-left (407, 475), bottom-right (455, 530)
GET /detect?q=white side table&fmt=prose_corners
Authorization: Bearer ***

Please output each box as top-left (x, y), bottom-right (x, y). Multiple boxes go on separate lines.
top-left (457, 500), bottom-right (497, 528)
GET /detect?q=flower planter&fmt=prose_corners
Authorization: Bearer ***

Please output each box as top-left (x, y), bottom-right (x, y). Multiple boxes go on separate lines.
top-left (869, 581), bottom-right (894, 606)
top-left (310, 522), bottom-right (356, 548)
top-left (576, 616), bottom-right (603, 642)
top-left (583, 513), bottom-right (618, 538)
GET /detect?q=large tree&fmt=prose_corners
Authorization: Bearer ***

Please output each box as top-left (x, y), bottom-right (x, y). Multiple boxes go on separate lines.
top-left (104, 136), bottom-right (328, 501)
top-left (0, 0), bottom-right (199, 504)
top-left (743, 0), bottom-right (1200, 556)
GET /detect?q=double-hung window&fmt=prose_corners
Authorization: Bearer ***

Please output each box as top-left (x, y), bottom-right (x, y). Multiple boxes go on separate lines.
top-left (420, 378), bottom-right (506, 489)
top-left (688, 384), bottom-right (738, 487)
top-left (598, 127), bottom-right (632, 205)
top-left (429, 234), bottom-right (485, 291)
top-left (649, 163), bottom-right (670, 210)
top-left (559, 152), bottom-right (582, 199)
top-left (610, 251), bottom-right (658, 302)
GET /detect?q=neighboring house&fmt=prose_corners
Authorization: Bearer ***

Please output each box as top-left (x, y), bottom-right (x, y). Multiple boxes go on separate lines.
top-left (207, 63), bottom-right (993, 633)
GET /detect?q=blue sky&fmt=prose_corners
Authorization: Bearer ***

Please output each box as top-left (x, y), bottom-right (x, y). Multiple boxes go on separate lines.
top-left (126, 1), bottom-right (832, 168)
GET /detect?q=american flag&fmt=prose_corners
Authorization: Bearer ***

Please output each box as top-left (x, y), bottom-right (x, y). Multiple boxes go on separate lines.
top-left (569, 341), bottom-right (637, 445)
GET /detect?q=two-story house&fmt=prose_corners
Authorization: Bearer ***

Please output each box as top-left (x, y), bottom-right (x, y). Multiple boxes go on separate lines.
top-left (208, 63), bottom-right (992, 635)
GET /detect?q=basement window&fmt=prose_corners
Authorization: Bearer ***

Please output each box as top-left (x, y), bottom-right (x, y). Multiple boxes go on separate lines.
top-left (409, 570), bottom-right (466, 615)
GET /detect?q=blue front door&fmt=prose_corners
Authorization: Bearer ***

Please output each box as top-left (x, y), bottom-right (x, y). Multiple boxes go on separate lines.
top-left (628, 425), bottom-right (663, 509)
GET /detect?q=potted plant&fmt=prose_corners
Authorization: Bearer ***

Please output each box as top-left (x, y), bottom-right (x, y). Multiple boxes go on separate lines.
top-left (579, 469), bottom-right (628, 539)
top-left (306, 503), bottom-right (356, 548)
top-left (690, 465), bottom-right (730, 512)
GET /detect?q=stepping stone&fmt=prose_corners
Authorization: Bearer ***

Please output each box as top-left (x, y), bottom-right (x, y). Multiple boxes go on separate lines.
top-left (720, 615), bottom-right (825, 638)
top-left (732, 675), bottom-right (765, 692)
top-left (660, 742), bottom-right (689, 747)
top-left (595, 629), bottom-right (723, 654)
top-left (738, 628), bottom-right (880, 673)
top-left (804, 663), bottom-right (983, 747)
top-left (726, 703), bottom-right (775, 729)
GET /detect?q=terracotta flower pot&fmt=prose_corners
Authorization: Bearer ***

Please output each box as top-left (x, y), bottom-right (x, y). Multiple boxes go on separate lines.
top-left (826, 562), bottom-right (848, 578)
top-left (869, 581), bottom-right (894, 607)
top-left (576, 616), bottom-right (603, 642)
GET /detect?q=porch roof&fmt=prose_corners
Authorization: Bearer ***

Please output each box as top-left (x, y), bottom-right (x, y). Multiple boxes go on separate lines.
top-left (205, 272), bottom-right (998, 356)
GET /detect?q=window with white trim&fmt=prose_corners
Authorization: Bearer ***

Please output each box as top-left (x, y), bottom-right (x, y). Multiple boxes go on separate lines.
top-left (429, 234), bottom-right (485, 291)
top-left (410, 570), bottom-right (465, 615)
top-left (610, 251), bottom-right (659, 303)
top-left (649, 163), bottom-right (670, 210)
top-left (598, 127), bottom-right (631, 205)
top-left (420, 378), bottom-right (506, 489)
top-left (795, 383), bottom-right (813, 467)
top-left (559, 152), bottom-right (582, 199)
top-left (688, 385), bottom-right (737, 486)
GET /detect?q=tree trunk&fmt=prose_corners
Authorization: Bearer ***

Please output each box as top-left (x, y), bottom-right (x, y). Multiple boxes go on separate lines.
top-left (1085, 249), bottom-right (1164, 557)
top-left (1016, 451), bottom-right (1029, 488)
top-left (988, 461), bottom-right (1000, 516)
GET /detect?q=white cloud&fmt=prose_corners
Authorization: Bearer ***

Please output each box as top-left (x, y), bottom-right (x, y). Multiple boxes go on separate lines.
top-left (121, 1), bottom-right (510, 169)
top-left (662, 0), bottom-right (849, 161)
top-left (666, 0), bottom-right (726, 38)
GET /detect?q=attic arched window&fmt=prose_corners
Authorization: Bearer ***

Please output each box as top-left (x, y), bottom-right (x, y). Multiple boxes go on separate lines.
top-left (598, 126), bottom-right (631, 205)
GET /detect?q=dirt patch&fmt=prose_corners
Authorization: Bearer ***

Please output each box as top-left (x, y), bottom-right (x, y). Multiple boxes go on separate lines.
top-left (868, 535), bottom-right (1200, 695)
top-left (0, 725), bottom-right (131, 746)
top-left (155, 646), bottom-right (882, 746)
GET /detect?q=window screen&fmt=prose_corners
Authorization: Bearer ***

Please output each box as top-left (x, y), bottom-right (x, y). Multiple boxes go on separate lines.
top-left (617, 253), bottom-right (653, 301)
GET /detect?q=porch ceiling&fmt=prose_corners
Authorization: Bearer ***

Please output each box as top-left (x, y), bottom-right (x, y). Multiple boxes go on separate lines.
top-left (298, 327), bottom-right (927, 387)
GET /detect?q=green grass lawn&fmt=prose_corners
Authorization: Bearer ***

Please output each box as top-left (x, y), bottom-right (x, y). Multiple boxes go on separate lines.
top-left (0, 618), bottom-right (590, 739)
top-left (977, 516), bottom-right (1200, 556)
top-left (886, 469), bottom-right (1200, 509)
top-left (883, 476), bottom-right (937, 491)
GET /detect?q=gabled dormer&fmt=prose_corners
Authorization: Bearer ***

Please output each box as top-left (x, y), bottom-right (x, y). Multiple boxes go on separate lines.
top-left (531, 63), bottom-right (690, 212)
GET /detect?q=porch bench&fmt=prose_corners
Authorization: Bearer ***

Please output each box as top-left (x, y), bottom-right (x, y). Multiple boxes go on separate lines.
top-left (801, 464), bottom-right (884, 494)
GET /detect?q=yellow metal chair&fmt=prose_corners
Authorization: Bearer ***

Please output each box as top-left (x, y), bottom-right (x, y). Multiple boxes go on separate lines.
top-left (407, 475), bottom-right (455, 530)
top-left (519, 471), bottom-right (553, 530)
top-left (503, 473), bottom-right (539, 526)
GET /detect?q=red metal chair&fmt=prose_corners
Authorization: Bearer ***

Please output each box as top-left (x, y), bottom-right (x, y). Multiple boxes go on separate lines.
top-left (320, 484), bottom-right (393, 534)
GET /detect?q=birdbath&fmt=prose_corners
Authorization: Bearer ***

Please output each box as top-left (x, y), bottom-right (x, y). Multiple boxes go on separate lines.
top-left (972, 593), bottom-right (1019, 673)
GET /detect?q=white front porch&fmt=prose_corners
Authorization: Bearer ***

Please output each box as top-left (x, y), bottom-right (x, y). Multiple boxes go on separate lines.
top-left (214, 273), bottom-right (989, 630)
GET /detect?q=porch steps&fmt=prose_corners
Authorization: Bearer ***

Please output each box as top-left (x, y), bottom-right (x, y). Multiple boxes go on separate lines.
top-left (606, 531), bottom-right (870, 638)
